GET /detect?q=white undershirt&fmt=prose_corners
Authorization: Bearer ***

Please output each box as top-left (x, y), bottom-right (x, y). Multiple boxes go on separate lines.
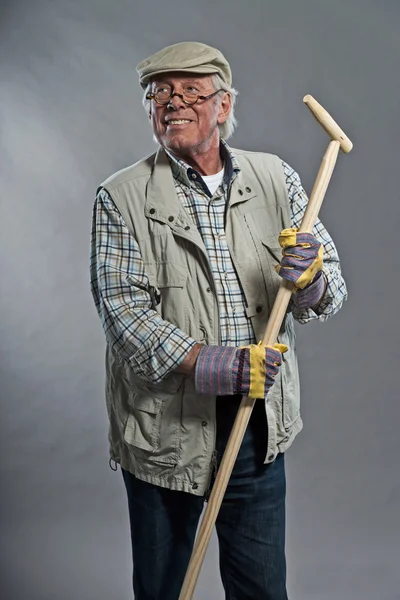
top-left (202, 167), bottom-right (225, 196)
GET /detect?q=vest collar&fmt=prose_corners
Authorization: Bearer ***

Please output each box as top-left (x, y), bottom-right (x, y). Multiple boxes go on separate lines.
top-left (229, 167), bottom-right (258, 206)
top-left (145, 146), bottom-right (188, 227)
top-left (145, 148), bottom-right (207, 254)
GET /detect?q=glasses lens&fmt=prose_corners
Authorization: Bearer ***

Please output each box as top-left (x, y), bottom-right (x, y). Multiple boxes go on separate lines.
top-left (151, 87), bottom-right (199, 105)
top-left (155, 88), bottom-right (172, 104)
top-left (182, 92), bottom-right (198, 104)
top-left (155, 92), bottom-right (198, 105)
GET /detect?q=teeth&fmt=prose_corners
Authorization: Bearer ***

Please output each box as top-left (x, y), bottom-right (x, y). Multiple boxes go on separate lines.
top-left (167, 119), bottom-right (191, 124)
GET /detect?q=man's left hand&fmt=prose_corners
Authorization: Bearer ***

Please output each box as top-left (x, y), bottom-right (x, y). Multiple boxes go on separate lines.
top-left (275, 227), bottom-right (326, 309)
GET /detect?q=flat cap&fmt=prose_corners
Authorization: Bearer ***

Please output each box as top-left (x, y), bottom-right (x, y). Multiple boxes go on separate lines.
top-left (136, 41), bottom-right (232, 88)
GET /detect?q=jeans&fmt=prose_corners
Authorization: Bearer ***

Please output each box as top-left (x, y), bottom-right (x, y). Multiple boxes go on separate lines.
top-left (121, 395), bottom-right (288, 600)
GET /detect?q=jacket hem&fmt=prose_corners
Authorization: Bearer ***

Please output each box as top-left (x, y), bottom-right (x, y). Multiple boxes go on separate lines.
top-left (117, 455), bottom-right (207, 497)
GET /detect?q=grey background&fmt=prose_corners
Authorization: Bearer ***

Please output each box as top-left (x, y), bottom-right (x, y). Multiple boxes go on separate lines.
top-left (1, 0), bottom-right (399, 598)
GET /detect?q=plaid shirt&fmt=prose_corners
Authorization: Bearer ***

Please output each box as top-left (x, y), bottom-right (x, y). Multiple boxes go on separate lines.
top-left (90, 141), bottom-right (347, 383)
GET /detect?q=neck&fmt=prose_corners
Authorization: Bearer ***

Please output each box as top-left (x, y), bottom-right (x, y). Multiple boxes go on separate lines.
top-left (167, 135), bottom-right (224, 176)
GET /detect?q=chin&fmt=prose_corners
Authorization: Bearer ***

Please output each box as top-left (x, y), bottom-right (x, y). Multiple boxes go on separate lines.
top-left (163, 135), bottom-right (194, 152)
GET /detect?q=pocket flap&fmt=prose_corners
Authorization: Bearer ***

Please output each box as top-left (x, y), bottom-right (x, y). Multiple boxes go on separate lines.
top-left (260, 234), bottom-right (282, 263)
top-left (124, 400), bottom-right (161, 451)
top-left (124, 389), bottom-right (161, 451)
top-left (129, 389), bottom-right (159, 413)
top-left (145, 261), bottom-right (187, 288)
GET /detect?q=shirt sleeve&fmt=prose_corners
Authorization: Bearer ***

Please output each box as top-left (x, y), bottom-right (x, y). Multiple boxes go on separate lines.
top-left (282, 161), bottom-right (348, 323)
top-left (90, 188), bottom-right (197, 383)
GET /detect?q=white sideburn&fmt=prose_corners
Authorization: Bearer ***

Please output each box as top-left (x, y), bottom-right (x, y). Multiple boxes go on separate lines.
top-left (202, 166), bottom-right (225, 195)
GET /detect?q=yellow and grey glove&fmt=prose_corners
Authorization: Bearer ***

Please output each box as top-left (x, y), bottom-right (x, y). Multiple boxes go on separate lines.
top-left (195, 341), bottom-right (288, 399)
top-left (275, 227), bottom-right (325, 308)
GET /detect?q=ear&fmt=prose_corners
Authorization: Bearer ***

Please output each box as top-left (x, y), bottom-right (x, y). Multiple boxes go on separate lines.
top-left (217, 92), bottom-right (232, 125)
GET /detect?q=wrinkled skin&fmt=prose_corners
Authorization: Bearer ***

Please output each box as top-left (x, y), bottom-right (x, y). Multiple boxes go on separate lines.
top-left (148, 72), bottom-right (231, 175)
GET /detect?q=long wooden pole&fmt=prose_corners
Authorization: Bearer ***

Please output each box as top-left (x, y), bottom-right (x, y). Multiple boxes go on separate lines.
top-left (178, 96), bottom-right (352, 600)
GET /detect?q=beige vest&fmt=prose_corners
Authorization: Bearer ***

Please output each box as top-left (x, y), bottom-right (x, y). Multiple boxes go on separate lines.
top-left (100, 147), bottom-right (303, 496)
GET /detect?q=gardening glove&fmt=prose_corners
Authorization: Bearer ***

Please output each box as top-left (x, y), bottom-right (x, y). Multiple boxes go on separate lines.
top-left (195, 341), bottom-right (288, 399)
top-left (275, 227), bottom-right (325, 308)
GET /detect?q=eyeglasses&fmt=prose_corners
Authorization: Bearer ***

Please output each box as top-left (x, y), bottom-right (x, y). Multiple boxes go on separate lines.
top-left (146, 87), bottom-right (225, 106)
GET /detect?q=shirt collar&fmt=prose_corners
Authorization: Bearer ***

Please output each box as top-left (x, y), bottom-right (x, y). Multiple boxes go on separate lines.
top-left (165, 139), bottom-right (240, 195)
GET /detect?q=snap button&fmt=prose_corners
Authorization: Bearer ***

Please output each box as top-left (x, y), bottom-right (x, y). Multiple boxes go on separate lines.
top-left (268, 454), bottom-right (275, 461)
top-left (202, 421), bottom-right (207, 427)
top-left (245, 186), bottom-right (251, 193)
top-left (168, 216), bottom-right (174, 222)
top-left (149, 208), bottom-right (156, 214)
top-left (256, 305), bottom-right (263, 313)
top-left (184, 225), bottom-right (190, 230)
top-left (206, 287), bottom-right (211, 293)
top-left (238, 189), bottom-right (243, 196)
top-left (191, 173), bottom-right (197, 179)
top-left (192, 482), bottom-right (199, 490)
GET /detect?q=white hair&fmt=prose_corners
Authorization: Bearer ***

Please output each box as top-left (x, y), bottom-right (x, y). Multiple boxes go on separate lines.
top-left (212, 73), bottom-right (238, 139)
top-left (142, 73), bottom-right (238, 140)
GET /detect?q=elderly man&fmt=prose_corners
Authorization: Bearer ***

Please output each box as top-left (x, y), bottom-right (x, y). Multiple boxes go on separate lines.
top-left (90, 42), bottom-right (347, 600)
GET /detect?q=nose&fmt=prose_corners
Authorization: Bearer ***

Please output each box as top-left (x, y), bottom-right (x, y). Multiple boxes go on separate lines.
top-left (167, 93), bottom-right (186, 110)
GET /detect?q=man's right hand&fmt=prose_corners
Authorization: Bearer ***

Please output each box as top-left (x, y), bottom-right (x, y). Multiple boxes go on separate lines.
top-left (194, 342), bottom-right (288, 399)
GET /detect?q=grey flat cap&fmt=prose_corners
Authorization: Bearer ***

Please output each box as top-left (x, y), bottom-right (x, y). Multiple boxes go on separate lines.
top-left (136, 41), bottom-right (232, 88)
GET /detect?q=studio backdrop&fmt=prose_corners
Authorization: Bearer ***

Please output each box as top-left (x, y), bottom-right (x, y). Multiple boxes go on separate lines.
top-left (1, 1), bottom-right (399, 599)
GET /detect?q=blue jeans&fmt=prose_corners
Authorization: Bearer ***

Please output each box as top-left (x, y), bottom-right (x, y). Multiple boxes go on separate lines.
top-left (122, 395), bottom-right (288, 600)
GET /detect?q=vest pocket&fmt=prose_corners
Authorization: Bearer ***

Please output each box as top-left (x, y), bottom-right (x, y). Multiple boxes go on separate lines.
top-left (123, 386), bottom-right (181, 465)
top-left (145, 261), bottom-right (189, 330)
top-left (278, 322), bottom-right (300, 430)
top-left (145, 261), bottom-right (188, 288)
top-left (281, 364), bottom-right (300, 430)
top-left (260, 234), bottom-right (283, 276)
top-left (124, 391), bottom-right (162, 452)
top-left (256, 234), bottom-right (284, 311)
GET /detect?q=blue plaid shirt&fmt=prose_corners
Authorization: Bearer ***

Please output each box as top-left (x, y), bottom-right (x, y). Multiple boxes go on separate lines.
top-left (90, 141), bottom-right (347, 383)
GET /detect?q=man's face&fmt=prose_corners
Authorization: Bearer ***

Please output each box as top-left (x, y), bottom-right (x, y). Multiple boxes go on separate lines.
top-left (148, 73), bottom-right (231, 156)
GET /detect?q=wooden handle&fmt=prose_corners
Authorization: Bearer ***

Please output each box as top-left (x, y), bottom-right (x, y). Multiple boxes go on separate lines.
top-left (303, 95), bottom-right (353, 154)
top-left (178, 395), bottom-right (256, 600)
top-left (178, 137), bottom-right (343, 599)
top-left (262, 139), bottom-right (341, 345)
top-left (178, 139), bottom-right (342, 600)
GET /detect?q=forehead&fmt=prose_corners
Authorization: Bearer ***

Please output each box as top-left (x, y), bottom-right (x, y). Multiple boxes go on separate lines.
top-left (150, 72), bottom-right (214, 87)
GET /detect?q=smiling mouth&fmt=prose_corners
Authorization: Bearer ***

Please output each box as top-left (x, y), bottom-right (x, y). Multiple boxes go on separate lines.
top-left (166, 119), bottom-right (192, 126)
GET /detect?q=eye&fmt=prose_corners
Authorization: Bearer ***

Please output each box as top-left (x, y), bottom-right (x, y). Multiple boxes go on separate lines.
top-left (185, 86), bottom-right (200, 93)
top-left (155, 85), bottom-right (171, 94)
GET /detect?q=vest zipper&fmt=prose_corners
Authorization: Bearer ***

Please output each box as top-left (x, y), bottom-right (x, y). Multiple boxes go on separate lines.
top-left (205, 449), bottom-right (218, 502)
